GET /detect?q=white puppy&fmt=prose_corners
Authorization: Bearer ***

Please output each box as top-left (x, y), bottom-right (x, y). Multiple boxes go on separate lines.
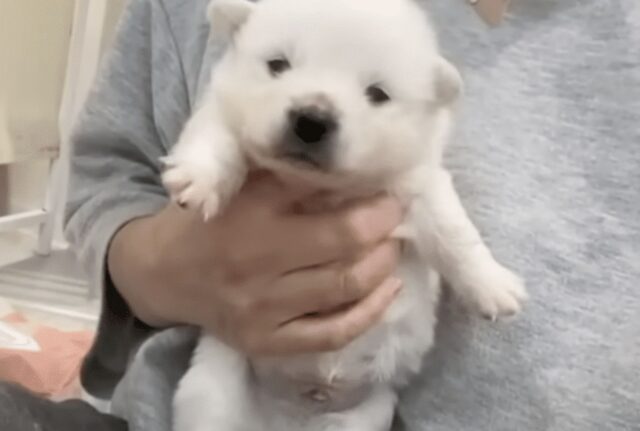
top-left (164, 0), bottom-right (527, 430)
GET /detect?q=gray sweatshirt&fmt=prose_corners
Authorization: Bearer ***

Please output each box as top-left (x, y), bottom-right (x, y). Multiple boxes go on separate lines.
top-left (65, 0), bottom-right (640, 429)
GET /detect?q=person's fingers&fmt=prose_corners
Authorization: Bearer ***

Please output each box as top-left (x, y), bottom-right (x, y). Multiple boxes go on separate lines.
top-left (268, 241), bottom-right (401, 319)
top-left (260, 277), bottom-right (403, 356)
top-left (273, 195), bottom-right (404, 271)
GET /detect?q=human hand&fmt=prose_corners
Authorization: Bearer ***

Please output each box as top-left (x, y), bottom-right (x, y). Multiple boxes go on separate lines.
top-left (108, 173), bottom-right (403, 356)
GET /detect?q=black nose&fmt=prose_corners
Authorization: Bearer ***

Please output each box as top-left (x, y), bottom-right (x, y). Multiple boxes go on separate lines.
top-left (289, 107), bottom-right (337, 144)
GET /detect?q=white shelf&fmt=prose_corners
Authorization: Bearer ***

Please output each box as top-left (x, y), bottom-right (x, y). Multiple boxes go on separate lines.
top-left (0, 209), bottom-right (47, 232)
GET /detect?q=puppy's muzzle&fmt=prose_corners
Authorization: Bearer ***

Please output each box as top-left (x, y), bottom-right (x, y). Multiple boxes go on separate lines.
top-left (280, 104), bottom-right (338, 170)
top-left (290, 106), bottom-right (336, 144)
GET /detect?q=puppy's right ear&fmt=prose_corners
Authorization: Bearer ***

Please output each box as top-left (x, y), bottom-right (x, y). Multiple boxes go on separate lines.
top-left (434, 57), bottom-right (463, 107)
top-left (208, 0), bottom-right (256, 41)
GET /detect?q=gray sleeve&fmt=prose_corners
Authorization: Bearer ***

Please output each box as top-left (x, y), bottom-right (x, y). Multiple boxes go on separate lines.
top-left (64, 0), bottom-right (191, 399)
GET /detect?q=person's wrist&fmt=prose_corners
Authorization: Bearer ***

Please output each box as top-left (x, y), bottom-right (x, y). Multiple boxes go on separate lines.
top-left (142, 205), bottom-right (173, 282)
top-left (107, 205), bottom-right (176, 327)
top-left (136, 205), bottom-right (187, 326)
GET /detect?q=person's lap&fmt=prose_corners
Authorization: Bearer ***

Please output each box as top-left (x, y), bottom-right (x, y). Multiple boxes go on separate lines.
top-left (110, 327), bottom-right (198, 431)
top-left (0, 328), bottom-right (196, 431)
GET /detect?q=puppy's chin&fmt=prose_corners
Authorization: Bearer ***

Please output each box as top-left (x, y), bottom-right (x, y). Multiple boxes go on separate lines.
top-left (242, 145), bottom-right (355, 191)
top-left (257, 153), bottom-right (341, 189)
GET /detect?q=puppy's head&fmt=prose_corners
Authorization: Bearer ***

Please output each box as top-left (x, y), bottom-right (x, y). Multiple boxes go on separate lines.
top-left (210, 0), bottom-right (461, 188)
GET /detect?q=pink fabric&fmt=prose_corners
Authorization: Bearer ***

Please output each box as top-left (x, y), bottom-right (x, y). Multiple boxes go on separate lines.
top-left (0, 311), bottom-right (94, 400)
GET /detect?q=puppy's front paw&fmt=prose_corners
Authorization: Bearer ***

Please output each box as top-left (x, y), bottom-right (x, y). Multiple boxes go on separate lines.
top-left (455, 261), bottom-right (528, 321)
top-left (161, 156), bottom-right (233, 220)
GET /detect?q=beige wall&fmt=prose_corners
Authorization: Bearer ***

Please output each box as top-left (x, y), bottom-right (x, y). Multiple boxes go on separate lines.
top-left (0, 0), bottom-right (75, 214)
top-left (0, 0), bottom-right (75, 165)
top-left (0, 0), bottom-right (126, 225)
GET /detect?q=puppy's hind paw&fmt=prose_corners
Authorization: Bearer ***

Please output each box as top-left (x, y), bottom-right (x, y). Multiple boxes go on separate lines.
top-left (456, 262), bottom-right (528, 321)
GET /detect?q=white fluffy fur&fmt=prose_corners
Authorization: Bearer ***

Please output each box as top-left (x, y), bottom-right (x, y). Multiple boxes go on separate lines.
top-left (165, 0), bottom-right (527, 430)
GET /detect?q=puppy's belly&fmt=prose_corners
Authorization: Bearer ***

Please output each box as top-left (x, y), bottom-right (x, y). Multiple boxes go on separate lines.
top-left (253, 255), bottom-right (441, 409)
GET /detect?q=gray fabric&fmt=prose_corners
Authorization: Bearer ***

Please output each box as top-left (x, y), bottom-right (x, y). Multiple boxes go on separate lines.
top-left (65, 0), bottom-right (640, 430)
top-left (111, 328), bottom-right (198, 431)
top-left (0, 383), bottom-right (127, 431)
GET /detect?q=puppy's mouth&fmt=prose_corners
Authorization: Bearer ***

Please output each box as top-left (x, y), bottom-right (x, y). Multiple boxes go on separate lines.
top-left (245, 142), bottom-right (357, 190)
top-left (278, 151), bottom-right (324, 171)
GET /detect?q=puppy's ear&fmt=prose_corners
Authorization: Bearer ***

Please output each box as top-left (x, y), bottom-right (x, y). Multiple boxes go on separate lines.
top-left (208, 0), bottom-right (255, 41)
top-left (434, 57), bottom-right (463, 107)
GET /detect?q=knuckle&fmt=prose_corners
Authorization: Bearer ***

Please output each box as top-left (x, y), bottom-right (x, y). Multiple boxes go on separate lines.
top-left (330, 216), bottom-right (368, 255)
top-left (342, 211), bottom-right (373, 247)
top-left (221, 249), bottom-right (273, 285)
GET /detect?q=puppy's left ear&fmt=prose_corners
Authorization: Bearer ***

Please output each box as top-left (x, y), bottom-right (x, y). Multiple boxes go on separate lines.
top-left (434, 57), bottom-right (463, 107)
top-left (208, 0), bottom-right (256, 41)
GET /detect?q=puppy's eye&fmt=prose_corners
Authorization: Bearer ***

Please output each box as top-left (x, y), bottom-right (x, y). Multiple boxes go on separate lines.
top-left (267, 57), bottom-right (291, 76)
top-left (366, 85), bottom-right (391, 105)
